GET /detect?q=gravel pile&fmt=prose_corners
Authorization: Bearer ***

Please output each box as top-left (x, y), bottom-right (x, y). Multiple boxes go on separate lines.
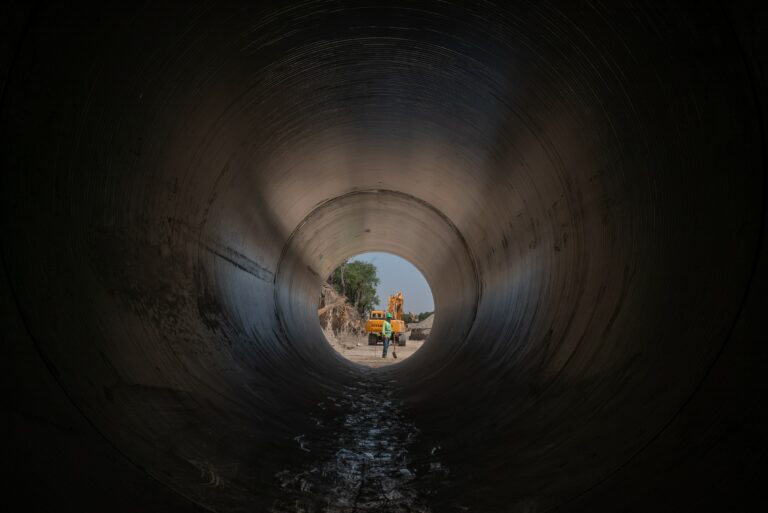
top-left (408, 314), bottom-right (433, 340)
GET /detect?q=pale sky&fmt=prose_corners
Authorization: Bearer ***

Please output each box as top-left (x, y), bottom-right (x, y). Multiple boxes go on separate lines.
top-left (349, 252), bottom-right (434, 314)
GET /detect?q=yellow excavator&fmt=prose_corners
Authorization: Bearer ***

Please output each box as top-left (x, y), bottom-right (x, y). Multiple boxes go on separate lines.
top-left (364, 292), bottom-right (407, 346)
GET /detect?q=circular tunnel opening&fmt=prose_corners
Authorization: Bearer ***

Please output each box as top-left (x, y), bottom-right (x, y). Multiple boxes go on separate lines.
top-left (318, 251), bottom-right (435, 367)
top-left (273, 189), bottom-right (480, 378)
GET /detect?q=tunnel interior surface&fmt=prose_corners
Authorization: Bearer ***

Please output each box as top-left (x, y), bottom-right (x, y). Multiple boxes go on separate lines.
top-left (1, 2), bottom-right (766, 512)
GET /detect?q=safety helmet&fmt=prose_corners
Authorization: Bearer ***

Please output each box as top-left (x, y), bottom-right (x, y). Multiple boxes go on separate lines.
top-left (385, 312), bottom-right (393, 319)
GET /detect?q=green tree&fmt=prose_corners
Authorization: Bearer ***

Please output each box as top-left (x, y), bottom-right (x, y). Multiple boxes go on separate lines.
top-left (328, 260), bottom-right (380, 315)
top-left (417, 311), bottom-right (434, 321)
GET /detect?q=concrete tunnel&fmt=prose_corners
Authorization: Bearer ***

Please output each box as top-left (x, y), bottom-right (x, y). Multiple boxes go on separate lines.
top-left (1, 2), bottom-right (766, 512)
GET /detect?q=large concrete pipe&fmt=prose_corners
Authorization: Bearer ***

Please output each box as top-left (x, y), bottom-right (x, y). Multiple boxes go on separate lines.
top-left (2, 2), bottom-right (765, 512)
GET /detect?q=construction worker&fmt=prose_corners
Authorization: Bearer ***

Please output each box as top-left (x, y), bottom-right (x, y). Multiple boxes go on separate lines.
top-left (381, 312), bottom-right (397, 358)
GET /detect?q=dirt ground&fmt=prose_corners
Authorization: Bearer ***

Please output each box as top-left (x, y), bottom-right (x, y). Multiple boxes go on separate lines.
top-left (325, 332), bottom-right (425, 368)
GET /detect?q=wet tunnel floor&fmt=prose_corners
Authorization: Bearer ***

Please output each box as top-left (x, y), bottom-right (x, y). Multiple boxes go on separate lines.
top-left (269, 375), bottom-right (449, 512)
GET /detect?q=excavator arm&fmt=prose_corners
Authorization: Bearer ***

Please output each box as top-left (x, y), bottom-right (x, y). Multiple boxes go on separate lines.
top-left (386, 292), bottom-right (404, 320)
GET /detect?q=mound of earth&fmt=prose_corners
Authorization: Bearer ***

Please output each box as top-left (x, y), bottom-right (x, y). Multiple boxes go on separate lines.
top-left (408, 314), bottom-right (433, 340)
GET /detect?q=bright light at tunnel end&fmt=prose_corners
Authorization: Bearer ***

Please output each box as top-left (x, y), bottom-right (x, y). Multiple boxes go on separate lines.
top-left (318, 252), bottom-right (435, 368)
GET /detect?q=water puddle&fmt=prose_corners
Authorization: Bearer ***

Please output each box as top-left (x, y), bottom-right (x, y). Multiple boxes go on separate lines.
top-left (270, 378), bottom-right (447, 512)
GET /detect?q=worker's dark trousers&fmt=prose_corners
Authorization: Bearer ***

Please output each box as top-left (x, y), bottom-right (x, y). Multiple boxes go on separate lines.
top-left (382, 336), bottom-right (391, 356)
